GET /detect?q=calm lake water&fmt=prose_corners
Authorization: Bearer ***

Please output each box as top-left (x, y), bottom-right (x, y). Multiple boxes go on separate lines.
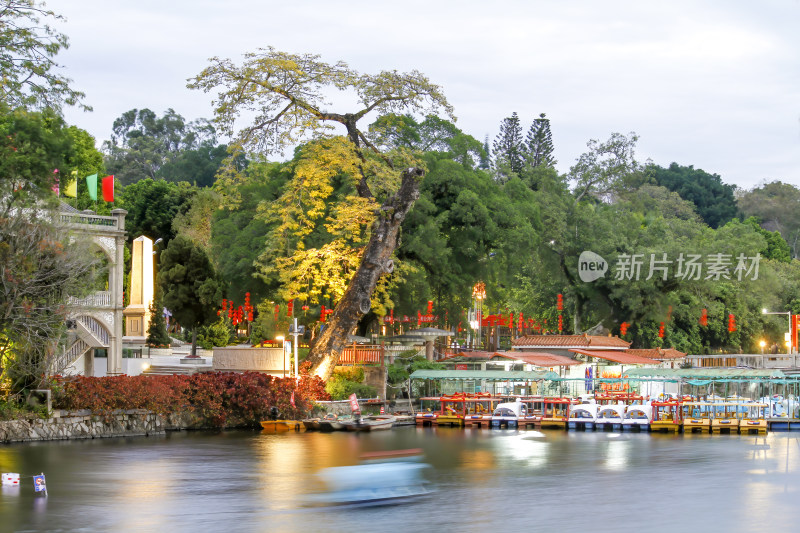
top-left (2, 427), bottom-right (800, 533)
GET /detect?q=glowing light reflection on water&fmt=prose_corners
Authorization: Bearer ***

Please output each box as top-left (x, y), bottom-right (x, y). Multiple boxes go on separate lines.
top-left (2, 429), bottom-right (800, 532)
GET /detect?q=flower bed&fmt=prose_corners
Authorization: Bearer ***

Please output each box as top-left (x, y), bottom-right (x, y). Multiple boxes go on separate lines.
top-left (52, 372), bottom-right (329, 428)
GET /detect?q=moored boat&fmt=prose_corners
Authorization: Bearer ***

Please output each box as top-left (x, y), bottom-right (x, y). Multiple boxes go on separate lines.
top-left (739, 402), bottom-right (768, 434)
top-left (261, 419), bottom-right (303, 432)
top-left (540, 397), bottom-right (573, 430)
top-left (568, 401), bottom-right (598, 431)
top-left (622, 404), bottom-right (653, 432)
top-left (342, 415), bottom-right (396, 432)
top-left (302, 418), bottom-right (322, 431)
top-left (318, 413), bottom-right (347, 432)
top-left (710, 402), bottom-right (741, 434)
top-left (415, 397), bottom-right (440, 427)
top-left (595, 403), bottom-right (625, 431)
top-left (682, 402), bottom-right (711, 433)
top-left (650, 399), bottom-right (681, 433)
top-left (491, 399), bottom-right (526, 429)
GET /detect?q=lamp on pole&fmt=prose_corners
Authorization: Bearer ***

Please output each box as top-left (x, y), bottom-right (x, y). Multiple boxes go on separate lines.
top-left (762, 309), bottom-right (797, 354)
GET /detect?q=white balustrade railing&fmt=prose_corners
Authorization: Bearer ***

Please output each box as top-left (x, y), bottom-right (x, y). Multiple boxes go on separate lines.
top-left (60, 212), bottom-right (119, 229)
top-left (78, 316), bottom-right (109, 345)
top-left (68, 291), bottom-right (112, 308)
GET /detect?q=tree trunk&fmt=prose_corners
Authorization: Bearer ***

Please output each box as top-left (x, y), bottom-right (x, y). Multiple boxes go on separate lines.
top-left (305, 167), bottom-right (425, 380)
top-left (190, 329), bottom-right (198, 357)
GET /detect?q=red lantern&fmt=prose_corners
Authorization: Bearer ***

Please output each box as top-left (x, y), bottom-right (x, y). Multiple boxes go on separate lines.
top-left (620, 322), bottom-right (628, 336)
top-left (728, 313), bottom-right (736, 333)
top-left (274, 304), bottom-right (279, 322)
top-left (427, 300), bottom-right (433, 315)
top-left (320, 305), bottom-right (327, 323)
top-left (557, 293), bottom-right (563, 311)
top-left (558, 314), bottom-right (563, 333)
top-left (287, 299), bottom-right (294, 317)
top-left (658, 322), bottom-right (665, 338)
top-left (700, 308), bottom-right (708, 327)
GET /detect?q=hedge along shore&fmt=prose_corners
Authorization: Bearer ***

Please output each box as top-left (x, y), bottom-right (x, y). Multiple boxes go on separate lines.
top-left (0, 409), bottom-right (196, 444)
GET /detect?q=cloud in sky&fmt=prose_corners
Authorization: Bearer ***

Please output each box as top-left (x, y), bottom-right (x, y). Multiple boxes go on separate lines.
top-left (55, 0), bottom-right (799, 189)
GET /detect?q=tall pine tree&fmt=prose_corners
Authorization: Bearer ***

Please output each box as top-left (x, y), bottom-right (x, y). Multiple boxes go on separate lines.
top-left (492, 112), bottom-right (524, 180)
top-left (146, 287), bottom-right (171, 347)
top-left (525, 113), bottom-right (556, 168)
top-left (479, 135), bottom-right (491, 170)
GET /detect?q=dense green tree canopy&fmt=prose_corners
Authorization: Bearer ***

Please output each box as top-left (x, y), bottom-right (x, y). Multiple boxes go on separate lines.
top-left (119, 178), bottom-right (195, 244)
top-left (158, 235), bottom-right (224, 355)
top-left (0, 105), bottom-right (99, 395)
top-left (0, 0), bottom-right (88, 111)
top-left (650, 162), bottom-right (737, 228)
top-left (738, 180), bottom-right (800, 258)
top-left (0, 105), bottom-right (69, 214)
top-left (103, 108), bottom-right (228, 186)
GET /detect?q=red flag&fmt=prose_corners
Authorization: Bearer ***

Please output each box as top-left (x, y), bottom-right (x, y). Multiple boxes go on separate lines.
top-left (290, 391), bottom-right (296, 408)
top-left (349, 392), bottom-right (360, 413)
top-left (102, 175), bottom-right (114, 202)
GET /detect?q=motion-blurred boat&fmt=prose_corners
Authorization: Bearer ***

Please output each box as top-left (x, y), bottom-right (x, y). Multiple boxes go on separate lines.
top-left (304, 449), bottom-right (431, 506)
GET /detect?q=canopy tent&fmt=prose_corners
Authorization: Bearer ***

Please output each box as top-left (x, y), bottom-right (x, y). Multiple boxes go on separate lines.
top-left (384, 334), bottom-right (426, 343)
top-left (569, 349), bottom-right (659, 365)
top-left (623, 367), bottom-right (789, 380)
top-left (405, 327), bottom-right (454, 337)
top-left (410, 369), bottom-right (558, 381)
top-left (438, 351), bottom-right (578, 367)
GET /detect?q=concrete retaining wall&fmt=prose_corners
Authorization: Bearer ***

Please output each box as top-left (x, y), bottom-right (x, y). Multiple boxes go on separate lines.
top-left (0, 409), bottom-right (165, 444)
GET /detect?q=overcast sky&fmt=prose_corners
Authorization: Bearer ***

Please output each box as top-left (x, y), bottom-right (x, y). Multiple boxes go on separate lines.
top-left (54, 0), bottom-right (800, 190)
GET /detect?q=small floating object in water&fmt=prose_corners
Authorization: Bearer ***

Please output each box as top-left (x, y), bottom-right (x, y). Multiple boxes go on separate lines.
top-left (1, 473), bottom-right (20, 486)
top-left (33, 473), bottom-right (47, 495)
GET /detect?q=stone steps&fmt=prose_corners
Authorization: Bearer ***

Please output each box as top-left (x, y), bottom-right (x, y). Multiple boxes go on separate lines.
top-left (142, 365), bottom-right (211, 376)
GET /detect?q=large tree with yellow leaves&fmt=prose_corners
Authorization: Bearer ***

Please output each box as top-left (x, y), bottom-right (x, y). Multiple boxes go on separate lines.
top-left (189, 48), bottom-right (452, 379)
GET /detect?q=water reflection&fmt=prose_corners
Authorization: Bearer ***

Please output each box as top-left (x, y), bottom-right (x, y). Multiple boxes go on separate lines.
top-left (1, 430), bottom-right (800, 531)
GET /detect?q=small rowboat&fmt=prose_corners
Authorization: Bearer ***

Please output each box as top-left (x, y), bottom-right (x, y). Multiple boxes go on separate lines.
top-left (318, 413), bottom-right (347, 431)
top-left (342, 415), bottom-right (396, 432)
top-left (260, 420), bottom-right (303, 432)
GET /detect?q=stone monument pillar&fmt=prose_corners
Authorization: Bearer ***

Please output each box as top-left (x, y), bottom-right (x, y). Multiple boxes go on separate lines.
top-left (123, 236), bottom-right (154, 343)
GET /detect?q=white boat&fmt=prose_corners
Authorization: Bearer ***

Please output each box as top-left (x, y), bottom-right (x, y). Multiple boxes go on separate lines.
top-left (595, 403), bottom-right (625, 431)
top-left (342, 415), bottom-right (396, 432)
top-left (622, 404), bottom-right (652, 432)
top-left (568, 401), bottom-right (598, 430)
top-left (317, 413), bottom-right (346, 431)
top-left (305, 450), bottom-right (431, 506)
top-left (491, 399), bottom-right (526, 429)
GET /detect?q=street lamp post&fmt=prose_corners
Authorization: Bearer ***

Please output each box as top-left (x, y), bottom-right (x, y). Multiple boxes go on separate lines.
top-left (472, 282), bottom-right (486, 351)
top-left (762, 309), bottom-right (798, 356)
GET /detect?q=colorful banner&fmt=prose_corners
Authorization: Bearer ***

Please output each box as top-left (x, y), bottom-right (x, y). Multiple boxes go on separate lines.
top-left (349, 393), bottom-right (360, 414)
top-left (86, 174), bottom-right (98, 201)
top-left (63, 170), bottom-right (78, 198)
top-left (102, 175), bottom-right (114, 202)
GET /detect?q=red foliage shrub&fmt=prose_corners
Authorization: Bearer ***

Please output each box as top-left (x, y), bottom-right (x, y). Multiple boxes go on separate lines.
top-left (52, 372), bottom-right (331, 428)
